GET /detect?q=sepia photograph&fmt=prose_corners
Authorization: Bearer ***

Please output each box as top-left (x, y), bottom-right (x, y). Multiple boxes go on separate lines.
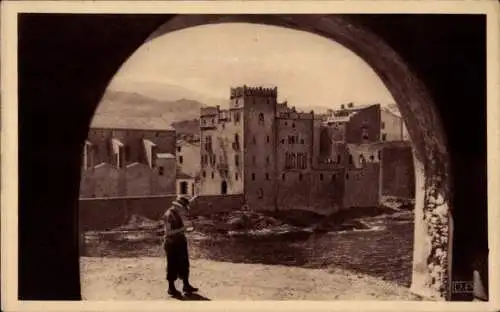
top-left (1, 1), bottom-right (499, 311)
top-left (80, 21), bottom-right (418, 301)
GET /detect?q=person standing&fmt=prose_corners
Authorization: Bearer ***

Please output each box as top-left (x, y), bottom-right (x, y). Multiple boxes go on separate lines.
top-left (162, 196), bottom-right (198, 297)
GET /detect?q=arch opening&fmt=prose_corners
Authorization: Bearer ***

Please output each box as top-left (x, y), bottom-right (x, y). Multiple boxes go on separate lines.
top-left (221, 180), bottom-right (228, 195)
top-left (81, 15), bottom-right (451, 301)
top-left (180, 181), bottom-right (188, 195)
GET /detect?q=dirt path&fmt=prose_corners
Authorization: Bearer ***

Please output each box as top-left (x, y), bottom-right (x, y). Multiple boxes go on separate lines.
top-left (80, 257), bottom-right (423, 301)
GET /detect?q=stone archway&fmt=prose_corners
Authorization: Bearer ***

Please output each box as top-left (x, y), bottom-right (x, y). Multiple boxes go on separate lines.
top-left (134, 15), bottom-right (450, 300)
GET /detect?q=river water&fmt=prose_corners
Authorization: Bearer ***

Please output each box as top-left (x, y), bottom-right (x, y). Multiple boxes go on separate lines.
top-left (81, 211), bottom-right (414, 287)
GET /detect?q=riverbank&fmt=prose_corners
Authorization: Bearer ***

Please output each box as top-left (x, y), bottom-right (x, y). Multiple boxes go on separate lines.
top-left (82, 210), bottom-right (415, 287)
top-left (106, 203), bottom-right (411, 237)
top-left (80, 257), bottom-right (423, 301)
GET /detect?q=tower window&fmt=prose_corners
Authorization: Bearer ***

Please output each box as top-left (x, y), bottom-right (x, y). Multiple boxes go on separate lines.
top-left (266, 156), bottom-right (270, 165)
top-left (337, 155), bottom-right (341, 164)
top-left (211, 172), bottom-right (215, 179)
top-left (282, 173), bottom-right (286, 181)
top-left (252, 136), bottom-right (257, 144)
top-left (381, 122), bottom-right (385, 129)
top-left (346, 173), bottom-right (349, 180)
top-left (265, 173), bottom-right (269, 180)
top-left (159, 166), bottom-right (164, 176)
top-left (370, 154), bottom-right (375, 161)
top-left (257, 188), bottom-right (263, 199)
top-left (320, 173), bottom-right (324, 181)
top-left (349, 155), bottom-right (353, 165)
top-left (382, 134), bottom-right (387, 141)
top-left (235, 173), bottom-right (239, 180)
top-left (205, 135), bottom-right (212, 151)
top-left (362, 130), bottom-right (369, 140)
top-left (235, 154), bottom-right (240, 167)
top-left (252, 173), bottom-right (255, 181)
top-left (179, 156), bottom-right (184, 164)
top-left (378, 150), bottom-right (382, 160)
top-left (252, 155), bottom-right (256, 164)
top-left (177, 146), bottom-right (181, 152)
top-left (300, 139), bottom-right (305, 144)
top-left (258, 113), bottom-right (265, 125)
top-left (331, 174), bottom-right (336, 181)
top-left (267, 136), bottom-right (270, 143)
top-left (292, 123), bottom-right (296, 128)
top-left (299, 173), bottom-right (303, 181)
top-left (202, 171), bottom-right (206, 178)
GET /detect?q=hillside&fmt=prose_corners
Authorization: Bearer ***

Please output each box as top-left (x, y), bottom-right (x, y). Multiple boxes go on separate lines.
top-left (90, 89), bottom-right (401, 134)
top-left (91, 90), bottom-right (204, 129)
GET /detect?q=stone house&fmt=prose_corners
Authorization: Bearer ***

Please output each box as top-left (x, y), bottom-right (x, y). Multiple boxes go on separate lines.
top-left (324, 102), bottom-right (407, 143)
top-left (175, 139), bottom-right (201, 198)
top-left (176, 139), bottom-right (201, 179)
top-left (79, 126), bottom-right (177, 198)
top-left (80, 162), bottom-right (122, 198)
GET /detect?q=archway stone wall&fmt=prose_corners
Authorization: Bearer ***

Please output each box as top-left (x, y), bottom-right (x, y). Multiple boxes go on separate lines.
top-left (146, 14), bottom-right (452, 300)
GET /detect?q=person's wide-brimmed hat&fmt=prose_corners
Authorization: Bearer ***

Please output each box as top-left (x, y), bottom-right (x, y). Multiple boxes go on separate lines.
top-left (172, 196), bottom-right (190, 209)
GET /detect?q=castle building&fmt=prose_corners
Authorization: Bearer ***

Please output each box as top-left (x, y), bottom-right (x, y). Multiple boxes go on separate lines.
top-left (79, 126), bottom-right (177, 198)
top-left (199, 85), bottom-right (414, 214)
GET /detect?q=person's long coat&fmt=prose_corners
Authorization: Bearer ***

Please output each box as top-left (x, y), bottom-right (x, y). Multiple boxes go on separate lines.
top-left (163, 206), bottom-right (190, 281)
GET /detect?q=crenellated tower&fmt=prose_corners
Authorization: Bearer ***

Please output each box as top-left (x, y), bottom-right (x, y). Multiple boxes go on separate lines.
top-left (230, 85), bottom-right (279, 211)
top-left (198, 85), bottom-right (279, 210)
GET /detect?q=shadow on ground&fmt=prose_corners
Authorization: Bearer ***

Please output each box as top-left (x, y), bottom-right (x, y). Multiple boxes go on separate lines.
top-left (169, 292), bottom-right (211, 301)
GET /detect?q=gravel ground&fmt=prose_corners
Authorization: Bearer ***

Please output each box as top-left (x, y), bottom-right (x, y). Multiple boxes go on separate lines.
top-left (80, 257), bottom-right (423, 301)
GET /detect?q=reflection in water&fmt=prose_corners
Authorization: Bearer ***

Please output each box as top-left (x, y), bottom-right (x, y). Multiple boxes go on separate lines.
top-left (81, 215), bottom-right (414, 287)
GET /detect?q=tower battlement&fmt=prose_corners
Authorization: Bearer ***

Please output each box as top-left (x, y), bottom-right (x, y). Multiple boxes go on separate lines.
top-left (230, 85), bottom-right (278, 98)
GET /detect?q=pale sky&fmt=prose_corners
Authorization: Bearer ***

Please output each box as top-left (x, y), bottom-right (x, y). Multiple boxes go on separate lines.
top-left (108, 23), bottom-right (395, 111)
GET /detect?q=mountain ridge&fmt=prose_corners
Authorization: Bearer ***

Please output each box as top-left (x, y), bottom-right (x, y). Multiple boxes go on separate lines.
top-left (91, 89), bottom-right (401, 137)
top-left (92, 90), bottom-right (204, 130)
